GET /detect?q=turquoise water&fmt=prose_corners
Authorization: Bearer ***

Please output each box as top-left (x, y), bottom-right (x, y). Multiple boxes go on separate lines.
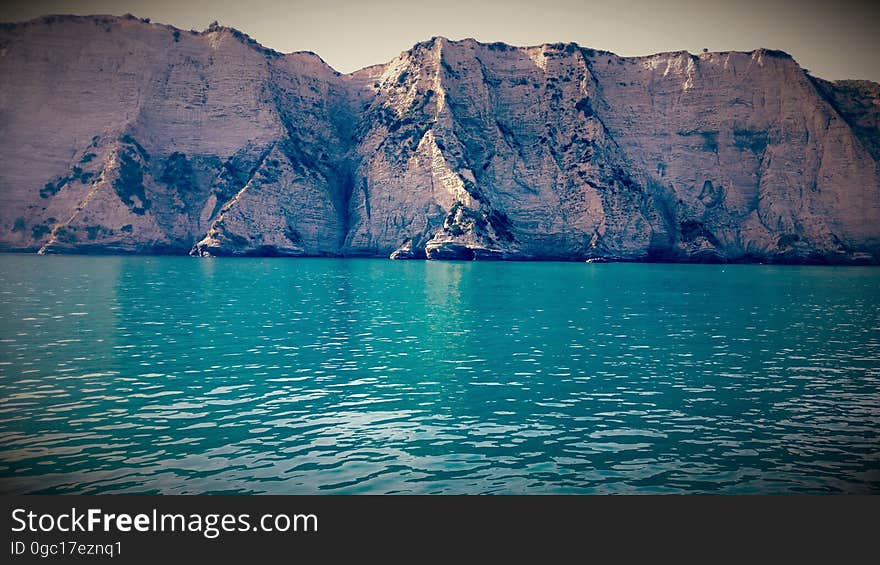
top-left (0, 255), bottom-right (878, 494)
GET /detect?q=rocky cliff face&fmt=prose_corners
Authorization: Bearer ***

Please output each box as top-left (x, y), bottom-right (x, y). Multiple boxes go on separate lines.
top-left (2, 15), bottom-right (878, 263)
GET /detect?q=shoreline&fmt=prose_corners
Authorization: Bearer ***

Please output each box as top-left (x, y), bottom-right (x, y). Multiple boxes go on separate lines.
top-left (0, 248), bottom-right (877, 266)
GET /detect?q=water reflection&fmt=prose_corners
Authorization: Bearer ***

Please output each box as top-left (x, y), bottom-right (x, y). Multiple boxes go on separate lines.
top-left (0, 256), bottom-right (878, 494)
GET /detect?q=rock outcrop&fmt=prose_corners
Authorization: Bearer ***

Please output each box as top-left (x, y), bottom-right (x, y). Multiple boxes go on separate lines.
top-left (1, 15), bottom-right (878, 263)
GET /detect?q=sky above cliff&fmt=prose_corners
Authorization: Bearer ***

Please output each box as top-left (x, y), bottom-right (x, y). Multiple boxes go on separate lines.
top-left (2, 0), bottom-right (878, 82)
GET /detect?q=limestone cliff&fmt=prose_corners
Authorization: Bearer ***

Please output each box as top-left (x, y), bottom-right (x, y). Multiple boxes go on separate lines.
top-left (1, 16), bottom-right (878, 263)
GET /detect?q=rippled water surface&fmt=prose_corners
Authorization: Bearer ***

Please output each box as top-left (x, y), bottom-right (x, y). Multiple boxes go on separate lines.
top-left (0, 255), bottom-right (878, 494)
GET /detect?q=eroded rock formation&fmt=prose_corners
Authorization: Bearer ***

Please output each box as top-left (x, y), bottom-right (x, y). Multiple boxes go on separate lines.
top-left (2, 15), bottom-right (878, 263)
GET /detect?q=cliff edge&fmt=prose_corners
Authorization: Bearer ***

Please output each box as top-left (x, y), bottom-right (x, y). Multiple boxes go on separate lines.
top-left (2, 16), bottom-right (878, 263)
